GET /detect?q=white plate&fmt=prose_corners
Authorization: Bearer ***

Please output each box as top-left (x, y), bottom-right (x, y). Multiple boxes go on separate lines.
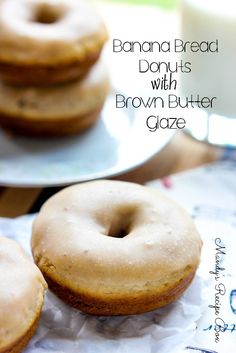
top-left (0, 93), bottom-right (174, 187)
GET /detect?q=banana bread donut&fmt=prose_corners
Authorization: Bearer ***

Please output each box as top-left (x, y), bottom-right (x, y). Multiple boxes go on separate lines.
top-left (0, 0), bottom-right (108, 85)
top-left (32, 180), bottom-right (202, 316)
top-left (0, 236), bottom-right (47, 353)
top-left (0, 59), bottom-right (110, 136)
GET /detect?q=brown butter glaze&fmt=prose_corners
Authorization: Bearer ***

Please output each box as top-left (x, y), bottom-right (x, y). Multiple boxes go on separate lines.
top-left (0, 237), bottom-right (47, 353)
top-left (32, 180), bottom-right (202, 315)
top-left (0, 0), bottom-right (108, 85)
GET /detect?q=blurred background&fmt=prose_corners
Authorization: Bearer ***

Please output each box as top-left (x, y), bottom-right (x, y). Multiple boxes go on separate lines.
top-left (0, 0), bottom-right (235, 217)
top-left (108, 0), bottom-right (177, 8)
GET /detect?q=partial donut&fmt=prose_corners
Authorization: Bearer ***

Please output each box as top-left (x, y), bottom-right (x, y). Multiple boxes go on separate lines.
top-left (0, 236), bottom-right (47, 353)
top-left (0, 59), bottom-right (110, 136)
top-left (32, 180), bottom-right (202, 316)
top-left (0, 0), bottom-right (108, 85)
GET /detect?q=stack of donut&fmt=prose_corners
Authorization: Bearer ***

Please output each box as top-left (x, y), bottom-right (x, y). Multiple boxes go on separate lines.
top-left (0, 0), bottom-right (109, 136)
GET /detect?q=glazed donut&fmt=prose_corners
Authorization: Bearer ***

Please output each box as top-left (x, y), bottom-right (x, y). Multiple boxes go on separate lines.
top-left (0, 0), bottom-right (108, 85)
top-left (0, 236), bottom-right (47, 353)
top-left (0, 59), bottom-right (110, 136)
top-left (32, 180), bottom-right (202, 316)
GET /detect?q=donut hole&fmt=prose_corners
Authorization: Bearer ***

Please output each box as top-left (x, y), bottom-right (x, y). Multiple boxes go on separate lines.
top-left (33, 4), bottom-right (63, 24)
top-left (107, 207), bottom-right (136, 238)
top-left (108, 225), bottom-right (129, 239)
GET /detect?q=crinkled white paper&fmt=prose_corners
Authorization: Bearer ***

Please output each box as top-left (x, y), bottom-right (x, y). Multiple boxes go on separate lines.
top-left (0, 215), bottom-right (205, 353)
top-left (149, 160), bottom-right (236, 353)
